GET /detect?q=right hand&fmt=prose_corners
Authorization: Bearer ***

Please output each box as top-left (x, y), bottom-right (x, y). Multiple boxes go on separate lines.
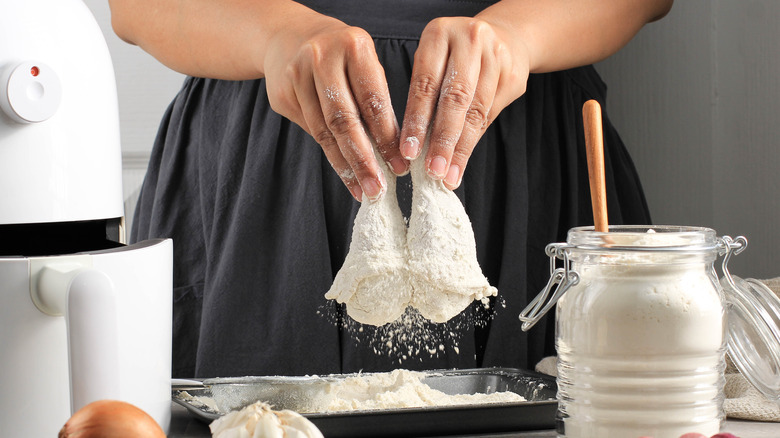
top-left (263, 13), bottom-right (407, 202)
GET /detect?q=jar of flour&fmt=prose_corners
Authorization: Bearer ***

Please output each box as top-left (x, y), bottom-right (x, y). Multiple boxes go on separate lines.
top-left (519, 225), bottom-right (780, 438)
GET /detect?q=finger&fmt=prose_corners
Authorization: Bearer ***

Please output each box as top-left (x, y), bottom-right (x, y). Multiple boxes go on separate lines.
top-left (293, 67), bottom-right (364, 201)
top-left (425, 39), bottom-right (481, 180)
top-left (347, 62), bottom-right (406, 175)
top-left (399, 23), bottom-right (449, 161)
top-left (444, 51), bottom-right (499, 190)
top-left (313, 68), bottom-right (386, 201)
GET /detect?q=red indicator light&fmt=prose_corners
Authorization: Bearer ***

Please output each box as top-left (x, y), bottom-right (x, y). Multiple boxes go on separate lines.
top-left (30, 66), bottom-right (40, 77)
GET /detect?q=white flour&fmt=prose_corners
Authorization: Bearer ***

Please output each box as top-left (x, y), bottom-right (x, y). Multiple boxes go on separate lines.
top-left (201, 369), bottom-right (527, 436)
top-left (178, 390), bottom-right (220, 413)
top-left (326, 304), bottom-right (499, 366)
top-left (321, 369), bottom-right (525, 412)
top-left (556, 259), bottom-right (725, 438)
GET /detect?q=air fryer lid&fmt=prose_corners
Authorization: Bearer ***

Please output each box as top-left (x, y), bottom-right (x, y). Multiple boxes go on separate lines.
top-left (0, 0), bottom-right (124, 225)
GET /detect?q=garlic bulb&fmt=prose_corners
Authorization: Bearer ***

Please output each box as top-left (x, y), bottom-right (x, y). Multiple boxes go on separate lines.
top-left (210, 402), bottom-right (323, 438)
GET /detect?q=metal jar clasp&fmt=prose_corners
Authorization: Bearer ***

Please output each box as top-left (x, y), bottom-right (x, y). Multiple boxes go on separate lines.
top-left (718, 235), bottom-right (748, 290)
top-left (519, 243), bottom-right (579, 331)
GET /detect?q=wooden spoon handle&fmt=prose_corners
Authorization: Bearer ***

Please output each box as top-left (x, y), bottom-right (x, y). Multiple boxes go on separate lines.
top-left (583, 99), bottom-right (609, 232)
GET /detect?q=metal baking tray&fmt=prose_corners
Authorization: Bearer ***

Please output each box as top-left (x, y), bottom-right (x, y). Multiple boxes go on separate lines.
top-left (172, 367), bottom-right (558, 437)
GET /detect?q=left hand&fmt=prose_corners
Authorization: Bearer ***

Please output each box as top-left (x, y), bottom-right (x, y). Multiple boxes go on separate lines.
top-left (399, 16), bottom-right (530, 189)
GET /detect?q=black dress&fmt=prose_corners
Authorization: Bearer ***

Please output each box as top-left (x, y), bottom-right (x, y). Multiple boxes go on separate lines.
top-left (131, 0), bottom-right (651, 378)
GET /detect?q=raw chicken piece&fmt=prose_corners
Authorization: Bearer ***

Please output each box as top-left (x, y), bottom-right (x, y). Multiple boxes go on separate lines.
top-left (406, 141), bottom-right (497, 323)
top-left (325, 151), bottom-right (412, 325)
top-left (325, 140), bottom-right (497, 325)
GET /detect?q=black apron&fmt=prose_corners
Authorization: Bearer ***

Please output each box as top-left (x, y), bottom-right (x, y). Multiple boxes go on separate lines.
top-left (131, 0), bottom-right (651, 378)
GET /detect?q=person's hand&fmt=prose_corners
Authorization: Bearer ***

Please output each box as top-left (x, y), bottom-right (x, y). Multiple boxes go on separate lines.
top-left (263, 12), bottom-right (406, 202)
top-left (399, 17), bottom-right (531, 190)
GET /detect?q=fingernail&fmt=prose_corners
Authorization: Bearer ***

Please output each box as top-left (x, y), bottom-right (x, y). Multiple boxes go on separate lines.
top-left (428, 156), bottom-right (447, 179)
top-left (361, 177), bottom-right (383, 200)
top-left (350, 185), bottom-right (364, 202)
top-left (389, 157), bottom-right (408, 175)
top-left (401, 137), bottom-right (420, 160)
top-left (445, 164), bottom-right (461, 187)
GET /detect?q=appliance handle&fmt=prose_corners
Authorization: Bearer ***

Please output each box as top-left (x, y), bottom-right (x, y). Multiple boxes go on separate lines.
top-left (66, 268), bottom-right (121, 413)
top-left (36, 265), bottom-right (121, 413)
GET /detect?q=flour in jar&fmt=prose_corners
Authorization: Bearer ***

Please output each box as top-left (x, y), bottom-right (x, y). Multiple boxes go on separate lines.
top-left (556, 255), bottom-right (725, 438)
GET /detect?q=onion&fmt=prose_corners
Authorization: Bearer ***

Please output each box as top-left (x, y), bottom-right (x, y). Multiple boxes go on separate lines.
top-left (59, 399), bottom-right (165, 438)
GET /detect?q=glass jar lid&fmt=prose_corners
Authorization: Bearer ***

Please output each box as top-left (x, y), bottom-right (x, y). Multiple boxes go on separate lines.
top-left (721, 276), bottom-right (780, 405)
top-left (566, 225), bottom-right (720, 251)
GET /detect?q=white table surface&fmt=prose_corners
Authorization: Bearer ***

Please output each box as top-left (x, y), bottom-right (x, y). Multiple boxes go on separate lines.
top-left (170, 402), bottom-right (780, 437)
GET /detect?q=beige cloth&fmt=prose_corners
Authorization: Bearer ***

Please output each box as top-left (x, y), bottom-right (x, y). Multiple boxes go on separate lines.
top-left (534, 278), bottom-right (780, 422)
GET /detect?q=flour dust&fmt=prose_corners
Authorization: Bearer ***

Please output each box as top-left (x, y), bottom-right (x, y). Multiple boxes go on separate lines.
top-left (318, 295), bottom-right (504, 365)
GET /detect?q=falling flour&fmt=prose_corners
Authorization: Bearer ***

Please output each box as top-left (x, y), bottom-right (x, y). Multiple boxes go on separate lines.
top-left (319, 301), bottom-right (499, 365)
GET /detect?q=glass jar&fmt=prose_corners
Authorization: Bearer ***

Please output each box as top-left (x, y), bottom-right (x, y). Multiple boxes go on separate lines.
top-left (520, 225), bottom-right (755, 438)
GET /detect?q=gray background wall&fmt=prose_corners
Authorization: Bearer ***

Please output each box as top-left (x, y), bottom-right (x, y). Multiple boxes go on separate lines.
top-left (84, 0), bottom-right (780, 279)
top-left (597, 1), bottom-right (780, 278)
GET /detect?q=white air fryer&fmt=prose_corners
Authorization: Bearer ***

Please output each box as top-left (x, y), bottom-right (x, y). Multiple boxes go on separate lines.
top-left (0, 1), bottom-right (172, 436)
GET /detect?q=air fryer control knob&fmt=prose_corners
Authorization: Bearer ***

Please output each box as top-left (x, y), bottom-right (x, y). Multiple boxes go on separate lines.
top-left (0, 61), bottom-right (62, 124)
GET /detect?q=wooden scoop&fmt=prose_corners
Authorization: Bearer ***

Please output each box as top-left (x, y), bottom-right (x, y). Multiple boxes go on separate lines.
top-left (583, 100), bottom-right (608, 232)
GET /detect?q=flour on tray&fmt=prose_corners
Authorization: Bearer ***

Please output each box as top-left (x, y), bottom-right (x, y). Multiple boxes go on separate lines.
top-left (322, 369), bottom-right (525, 412)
